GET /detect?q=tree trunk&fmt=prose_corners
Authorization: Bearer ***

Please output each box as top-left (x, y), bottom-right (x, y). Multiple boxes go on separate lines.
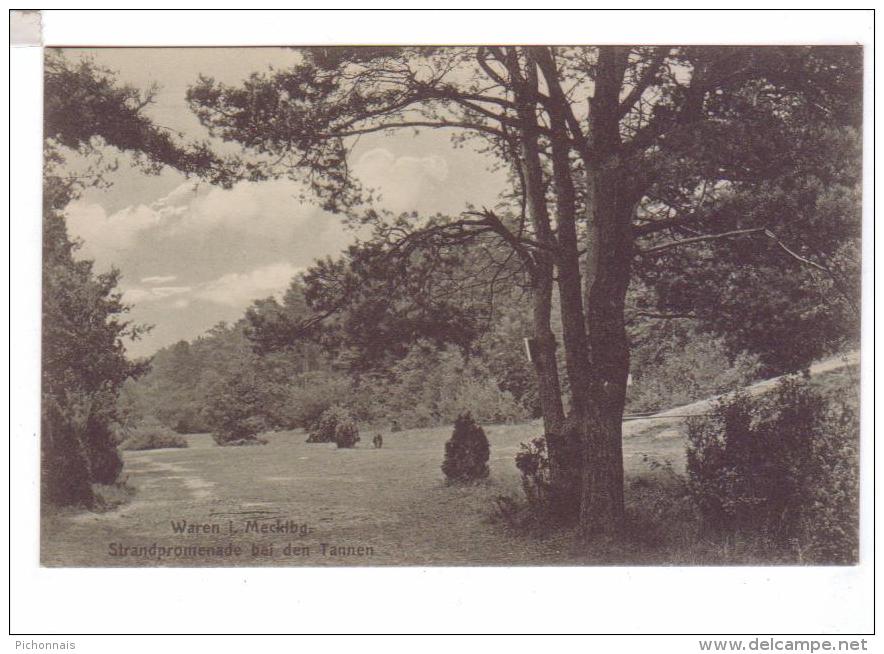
top-left (579, 163), bottom-right (633, 539)
top-left (509, 51), bottom-right (577, 513)
top-left (526, 221), bottom-right (575, 518)
top-left (512, 45), bottom-right (634, 529)
top-left (545, 82), bottom-right (592, 521)
top-left (529, 268), bottom-right (566, 446)
top-left (577, 45), bottom-right (634, 539)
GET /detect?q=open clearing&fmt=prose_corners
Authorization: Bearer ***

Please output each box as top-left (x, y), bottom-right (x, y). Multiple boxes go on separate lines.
top-left (41, 419), bottom-right (680, 567)
top-left (40, 355), bottom-right (858, 567)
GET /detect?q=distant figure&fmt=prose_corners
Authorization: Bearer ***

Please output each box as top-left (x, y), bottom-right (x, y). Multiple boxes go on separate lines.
top-left (372, 434), bottom-right (383, 449)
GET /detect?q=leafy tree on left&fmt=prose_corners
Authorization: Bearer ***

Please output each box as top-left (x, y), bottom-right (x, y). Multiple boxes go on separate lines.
top-left (41, 52), bottom-right (235, 506)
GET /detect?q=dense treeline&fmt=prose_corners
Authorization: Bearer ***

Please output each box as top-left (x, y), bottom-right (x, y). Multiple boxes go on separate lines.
top-left (120, 318), bottom-right (322, 434)
top-left (124, 282), bottom-right (534, 434)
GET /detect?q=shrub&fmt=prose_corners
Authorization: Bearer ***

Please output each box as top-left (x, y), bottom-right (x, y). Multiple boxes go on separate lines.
top-left (307, 405), bottom-right (351, 444)
top-left (85, 419), bottom-right (125, 485)
top-left (334, 416), bottom-right (360, 449)
top-left (685, 376), bottom-right (858, 562)
top-left (513, 433), bottom-right (581, 525)
top-left (168, 408), bottom-right (212, 435)
top-left (120, 422), bottom-right (188, 451)
top-left (92, 479), bottom-right (137, 511)
top-left (442, 412), bottom-right (490, 483)
top-left (515, 436), bottom-right (552, 512)
top-left (446, 375), bottom-right (526, 426)
top-left (212, 415), bottom-right (268, 446)
top-left (42, 394), bottom-right (124, 501)
top-left (802, 397), bottom-right (859, 563)
top-left (41, 399), bottom-right (95, 507)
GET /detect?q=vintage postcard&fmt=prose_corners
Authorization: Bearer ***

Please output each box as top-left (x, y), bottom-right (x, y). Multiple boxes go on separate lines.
top-left (39, 41), bottom-right (862, 570)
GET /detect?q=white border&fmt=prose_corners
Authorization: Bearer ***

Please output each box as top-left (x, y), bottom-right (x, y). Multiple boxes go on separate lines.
top-left (35, 7), bottom-right (878, 47)
top-left (7, 7), bottom-right (877, 644)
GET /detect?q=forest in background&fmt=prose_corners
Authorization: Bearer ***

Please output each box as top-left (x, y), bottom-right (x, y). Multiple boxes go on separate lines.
top-left (122, 208), bottom-right (858, 439)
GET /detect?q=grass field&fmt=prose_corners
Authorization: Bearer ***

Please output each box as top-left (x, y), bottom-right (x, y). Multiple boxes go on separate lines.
top-left (40, 356), bottom-right (859, 567)
top-left (41, 415), bottom-right (687, 567)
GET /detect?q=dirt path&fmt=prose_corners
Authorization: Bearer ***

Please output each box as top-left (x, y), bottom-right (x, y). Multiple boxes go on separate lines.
top-left (624, 350), bottom-right (859, 436)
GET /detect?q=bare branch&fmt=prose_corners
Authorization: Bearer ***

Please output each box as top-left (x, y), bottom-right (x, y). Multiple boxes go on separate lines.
top-left (763, 229), bottom-right (860, 313)
top-left (762, 229), bottom-right (829, 273)
top-left (636, 227), bottom-right (767, 256)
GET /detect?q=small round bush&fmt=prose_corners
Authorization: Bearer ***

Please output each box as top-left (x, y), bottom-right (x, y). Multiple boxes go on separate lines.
top-left (442, 412), bottom-right (490, 483)
top-left (334, 417), bottom-right (360, 449)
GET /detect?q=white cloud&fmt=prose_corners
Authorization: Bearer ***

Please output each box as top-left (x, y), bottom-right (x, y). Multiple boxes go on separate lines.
top-left (123, 262), bottom-right (299, 310)
top-left (141, 275), bottom-right (178, 284)
top-left (66, 153), bottom-right (456, 271)
top-left (155, 181), bottom-right (203, 207)
top-left (354, 148), bottom-right (451, 213)
top-left (65, 179), bottom-right (327, 264)
top-left (194, 262), bottom-right (301, 307)
top-left (122, 285), bottom-right (192, 305)
top-left (65, 201), bottom-right (163, 259)
top-left (357, 148), bottom-right (449, 183)
top-left (151, 286), bottom-right (193, 298)
top-left (165, 179), bottom-right (321, 239)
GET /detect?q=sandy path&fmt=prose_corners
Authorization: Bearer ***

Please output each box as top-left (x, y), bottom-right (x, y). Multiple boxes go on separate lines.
top-left (623, 350), bottom-right (859, 437)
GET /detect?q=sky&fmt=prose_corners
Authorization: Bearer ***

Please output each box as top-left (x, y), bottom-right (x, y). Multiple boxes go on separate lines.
top-left (55, 48), bottom-right (506, 358)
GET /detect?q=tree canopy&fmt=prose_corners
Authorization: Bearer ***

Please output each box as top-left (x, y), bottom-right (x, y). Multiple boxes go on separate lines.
top-left (185, 45), bottom-right (862, 536)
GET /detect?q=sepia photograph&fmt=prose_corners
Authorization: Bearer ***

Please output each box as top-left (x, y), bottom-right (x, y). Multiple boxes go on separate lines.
top-left (36, 39), bottom-right (864, 570)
